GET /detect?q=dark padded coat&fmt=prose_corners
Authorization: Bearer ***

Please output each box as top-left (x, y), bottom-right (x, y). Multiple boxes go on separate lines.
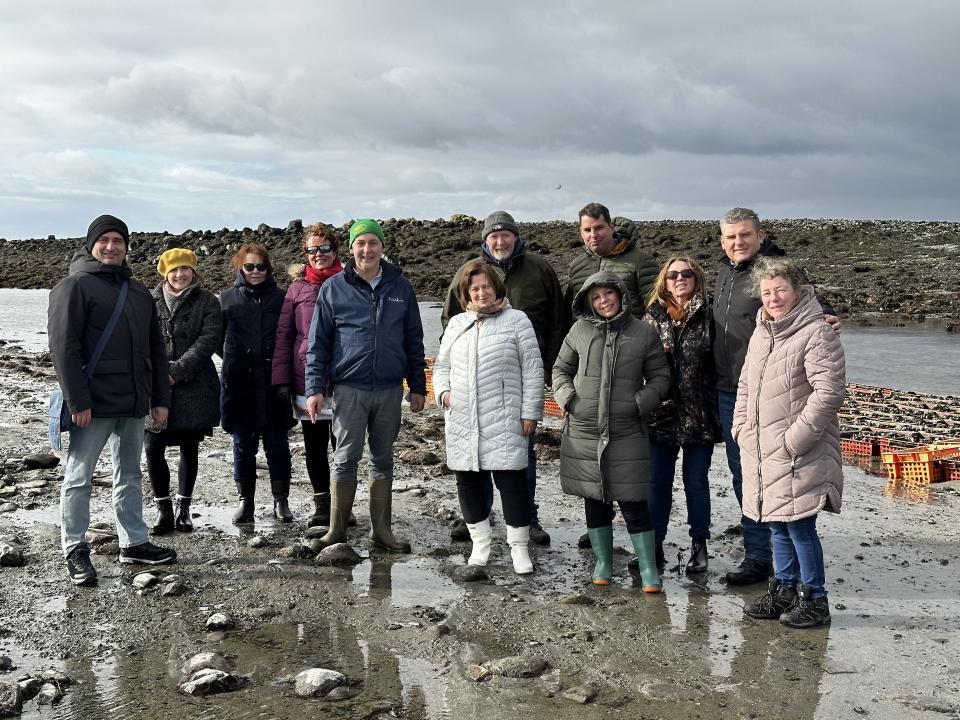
top-left (219, 272), bottom-right (293, 432)
top-left (150, 281), bottom-right (223, 431)
top-left (48, 250), bottom-right (169, 418)
top-left (552, 272), bottom-right (670, 503)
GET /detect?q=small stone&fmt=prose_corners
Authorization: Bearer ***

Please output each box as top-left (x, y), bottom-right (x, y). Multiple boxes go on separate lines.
top-left (247, 536), bottom-right (271, 549)
top-left (398, 449), bottom-right (441, 465)
top-left (38, 670), bottom-right (71, 686)
top-left (160, 574), bottom-right (182, 583)
top-left (485, 655), bottom-right (549, 679)
top-left (562, 683), bottom-right (599, 704)
top-left (278, 544), bottom-right (314, 558)
top-left (294, 668), bottom-right (348, 698)
top-left (18, 677), bottom-right (42, 701)
top-left (19, 453), bottom-right (60, 470)
top-left (419, 546), bottom-right (451, 559)
top-left (250, 607), bottom-right (280, 620)
top-left (160, 582), bottom-right (188, 597)
top-left (303, 526), bottom-right (328, 539)
top-left (132, 572), bottom-right (158, 589)
top-left (324, 685), bottom-right (357, 701)
top-left (0, 543), bottom-right (24, 567)
top-left (36, 682), bottom-right (63, 705)
top-left (0, 682), bottom-right (23, 715)
top-left (0, 656), bottom-right (13, 671)
top-left (0, 502), bottom-right (17, 513)
top-left (181, 652), bottom-right (230, 677)
top-left (92, 540), bottom-right (120, 556)
top-left (895, 695), bottom-right (957, 714)
top-left (465, 664), bottom-right (491, 682)
top-left (315, 543), bottom-right (362, 566)
top-left (206, 613), bottom-right (235, 630)
top-left (558, 594), bottom-right (594, 605)
top-left (455, 565), bottom-right (488, 582)
top-left (427, 623), bottom-right (451, 641)
top-left (179, 668), bottom-right (247, 696)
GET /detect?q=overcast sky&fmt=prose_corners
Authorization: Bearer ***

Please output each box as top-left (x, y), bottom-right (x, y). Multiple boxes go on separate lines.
top-left (1, 2), bottom-right (958, 238)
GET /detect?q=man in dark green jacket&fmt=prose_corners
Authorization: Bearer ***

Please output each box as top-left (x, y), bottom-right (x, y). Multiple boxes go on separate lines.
top-left (441, 211), bottom-right (564, 545)
top-left (48, 214), bottom-right (176, 586)
top-left (563, 203), bottom-right (658, 325)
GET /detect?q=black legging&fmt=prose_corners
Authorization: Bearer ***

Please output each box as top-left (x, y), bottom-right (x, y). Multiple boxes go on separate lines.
top-left (584, 497), bottom-right (653, 534)
top-left (144, 431), bottom-right (200, 498)
top-left (456, 469), bottom-right (529, 527)
top-left (301, 419), bottom-right (335, 494)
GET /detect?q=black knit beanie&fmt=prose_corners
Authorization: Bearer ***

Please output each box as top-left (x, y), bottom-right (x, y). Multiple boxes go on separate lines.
top-left (86, 214), bottom-right (130, 252)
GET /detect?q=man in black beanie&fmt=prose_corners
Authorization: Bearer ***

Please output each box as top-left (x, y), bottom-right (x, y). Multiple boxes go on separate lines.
top-left (48, 214), bottom-right (176, 586)
top-left (441, 211), bottom-right (565, 545)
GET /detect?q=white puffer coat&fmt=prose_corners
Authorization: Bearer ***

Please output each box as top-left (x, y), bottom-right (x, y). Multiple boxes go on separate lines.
top-left (432, 302), bottom-right (544, 472)
top-left (733, 287), bottom-right (846, 522)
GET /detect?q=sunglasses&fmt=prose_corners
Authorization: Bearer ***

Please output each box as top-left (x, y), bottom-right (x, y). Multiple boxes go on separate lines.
top-left (306, 245), bottom-right (333, 255)
top-left (242, 263), bottom-right (267, 272)
top-left (666, 269), bottom-right (695, 280)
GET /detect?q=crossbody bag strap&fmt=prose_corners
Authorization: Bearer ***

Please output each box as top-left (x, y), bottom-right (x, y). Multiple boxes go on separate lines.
top-left (84, 280), bottom-right (129, 379)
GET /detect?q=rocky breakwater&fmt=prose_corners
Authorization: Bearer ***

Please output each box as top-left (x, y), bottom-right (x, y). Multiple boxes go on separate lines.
top-left (1, 216), bottom-right (959, 322)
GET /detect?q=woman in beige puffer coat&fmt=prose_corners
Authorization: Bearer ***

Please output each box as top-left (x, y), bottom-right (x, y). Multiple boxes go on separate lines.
top-left (733, 257), bottom-right (845, 629)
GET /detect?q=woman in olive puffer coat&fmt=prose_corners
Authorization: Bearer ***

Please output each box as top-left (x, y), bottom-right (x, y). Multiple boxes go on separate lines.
top-left (734, 257), bottom-right (845, 629)
top-left (553, 271), bottom-right (670, 592)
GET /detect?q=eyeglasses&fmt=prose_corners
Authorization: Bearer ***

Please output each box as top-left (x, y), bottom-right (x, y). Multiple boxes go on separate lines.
top-left (306, 245), bottom-right (333, 255)
top-left (666, 269), bottom-right (695, 281)
top-left (242, 263), bottom-right (267, 272)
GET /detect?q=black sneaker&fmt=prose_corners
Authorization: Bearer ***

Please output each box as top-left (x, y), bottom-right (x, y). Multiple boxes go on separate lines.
top-left (119, 542), bottom-right (177, 565)
top-left (66, 544), bottom-right (97, 586)
top-left (529, 522), bottom-right (551, 546)
top-left (449, 518), bottom-right (470, 542)
top-left (780, 585), bottom-right (831, 628)
top-left (744, 578), bottom-right (798, 619)
top-left (725, 557), bottom-right (773, 586)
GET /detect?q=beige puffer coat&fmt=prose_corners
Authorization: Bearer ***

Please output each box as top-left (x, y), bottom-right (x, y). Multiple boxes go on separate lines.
top-left (733, 286), bottom-right (845, 522)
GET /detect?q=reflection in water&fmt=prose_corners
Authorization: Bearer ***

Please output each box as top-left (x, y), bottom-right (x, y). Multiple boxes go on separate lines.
top-left (882, 479), bottom-right (937, 503)
top-left (398, 656), bottom-right (449, 720)
top-left (353, 557), bottom-right (464, 608)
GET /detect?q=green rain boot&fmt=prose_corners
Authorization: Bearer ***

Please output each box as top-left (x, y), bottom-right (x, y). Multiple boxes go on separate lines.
top-left (629, 530), bottom-right (663, 593)
top-left (587, 526), bottom-right (614, 586)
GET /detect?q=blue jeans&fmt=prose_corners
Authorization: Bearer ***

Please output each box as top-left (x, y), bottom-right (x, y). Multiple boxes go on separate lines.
top-left (769, 516), bottom-right (826, 597)
top-left (477, 434), bottom-right (538, 522)
top-left (232, 425), bottom-right (292, 497)
top-left (60, 416), bottom-right (149, 556)
top-left (649, 441), bottom-right (713, 543)
top-left (718, 390), bottom-right (772, 563)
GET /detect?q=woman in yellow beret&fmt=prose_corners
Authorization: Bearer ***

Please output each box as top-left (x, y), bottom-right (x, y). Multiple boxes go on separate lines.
top-left (145, 248), bottom-right (224, 533)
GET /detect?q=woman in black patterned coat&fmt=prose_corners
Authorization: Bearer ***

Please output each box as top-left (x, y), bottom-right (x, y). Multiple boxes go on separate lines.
top-left (644, 256), bottom-right (722, 574)
top-left (145, 248), bottom-right (224, 534)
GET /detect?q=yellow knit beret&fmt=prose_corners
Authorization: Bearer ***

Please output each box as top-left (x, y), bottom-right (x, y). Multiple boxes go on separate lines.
top-left (157, 248), bottom-right (198, 276)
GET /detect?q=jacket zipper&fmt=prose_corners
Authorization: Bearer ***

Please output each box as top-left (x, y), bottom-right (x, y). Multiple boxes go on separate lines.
top-left (754, 322), bottom-right (775, 520)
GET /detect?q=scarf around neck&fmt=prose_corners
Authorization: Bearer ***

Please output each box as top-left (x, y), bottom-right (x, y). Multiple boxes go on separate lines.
top-left (305, 259), bottom-right (343, 285)
top-left (466, 297), bottom-right (508, 319)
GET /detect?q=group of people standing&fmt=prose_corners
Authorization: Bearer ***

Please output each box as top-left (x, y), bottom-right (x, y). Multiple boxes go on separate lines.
top-left (48, 205), bottom-right (845, 630)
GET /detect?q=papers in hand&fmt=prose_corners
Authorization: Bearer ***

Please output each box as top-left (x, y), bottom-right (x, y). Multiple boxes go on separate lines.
top-left (294, 394), bottom-right (333, 421)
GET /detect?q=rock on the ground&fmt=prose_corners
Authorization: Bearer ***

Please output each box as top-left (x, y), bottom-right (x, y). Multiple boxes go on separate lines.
top-left (18, 453), bottom-right (59, 470)
top-left (247, 535), bottom-right (271, 548)
top-left (562, 683), bottom-right (599, 704)
top-left (206, 613), bottom-right (235, 630)
top-left (0, 657), bottom-right (12, 671)
top-left (0, 683), bottom-right (23, 716)
top-left (181, 652), bottom-right (230, 678)
top-left (132, 572), bottom-right (158, 589)
top-left (485, 655), bottom-right (549, 679)
top-left (36, 682), bottom-right (63, 705)
top-left (17, 677), bottom-right (41, 702)
top-left (160, 581), bottom-right (187, 597)
top-left (0, 543), bottom-right (24, 567)
top-left (558, 594), bottom-right (595, 605)
top-left (398, 448), bottom-right (441, 465)
top-left (179, 668), bottom-right (247, 696)
top-left (315, 543), bottom-right (362, 566)
top-left (0, 503), bottom-right (17, 513)
top-left (294, 668), bottom-right (348, 698)
top-left (324, 685), bottom-right (357, 701)
top-left (303, 526), bottom-right (328, 539)
top-left (455, 565), bottom-right (489, 582)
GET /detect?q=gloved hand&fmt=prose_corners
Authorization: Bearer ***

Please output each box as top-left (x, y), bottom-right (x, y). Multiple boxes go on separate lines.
top-left (274, 384), bottom-right (292, 408)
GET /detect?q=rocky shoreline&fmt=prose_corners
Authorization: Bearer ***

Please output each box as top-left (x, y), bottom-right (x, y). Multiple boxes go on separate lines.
top-left (2, 216), bottom-right (959, 324)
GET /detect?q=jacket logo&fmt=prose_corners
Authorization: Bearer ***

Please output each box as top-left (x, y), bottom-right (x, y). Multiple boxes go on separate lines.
top-left (386, 296), bottom-right (404, 303)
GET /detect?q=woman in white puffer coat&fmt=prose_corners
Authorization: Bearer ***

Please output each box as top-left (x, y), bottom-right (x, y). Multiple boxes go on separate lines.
top-left (433, 259), bottom-right (544, 574)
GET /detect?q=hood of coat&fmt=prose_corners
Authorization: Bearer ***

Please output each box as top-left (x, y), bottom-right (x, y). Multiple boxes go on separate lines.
top-left (68, 248), bottom-right (132, 282)
top-left (232, 269), bottom-right (277, 292)
top-left (756, 285), bottom-right (822, 338)
top-left (573, 271), bottom-right (632, 328)
top-left (288, 263), bottom-right (306, 280)
top-left (480, 234), bottom-right (526, 271)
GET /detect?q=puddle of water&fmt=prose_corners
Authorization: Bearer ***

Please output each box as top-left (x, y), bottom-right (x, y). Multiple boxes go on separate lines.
top-left (397, 655), bottom-right (449, 720)
top-left (352, 557), bottom-right (465, 608)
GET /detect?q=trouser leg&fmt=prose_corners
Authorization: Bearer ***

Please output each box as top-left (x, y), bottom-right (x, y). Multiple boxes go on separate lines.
top-left (681, 443), bottom-right (714, 540)
top-left (110, 417), bottom-right (149, 549)
top-left (231, 426), bottom-right (259, 497)
top-left (60, 418), bottom-right (114, 556)
top-left (143, 431), bottom-right (171, 498)
top-left (176, 438), bottom-right (200, 498)
top-left (492, 468), bottom-right (530, 528)
top-left (649, 441), bottom-right (678, 544)
top-left (302, 419), bottom-right (332, 495)
top-left (262, 425), bottom-right (292, 497)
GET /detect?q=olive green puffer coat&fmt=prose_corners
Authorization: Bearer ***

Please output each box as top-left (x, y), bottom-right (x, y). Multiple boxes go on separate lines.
top-left (552, 271), bottom-right (670, 503)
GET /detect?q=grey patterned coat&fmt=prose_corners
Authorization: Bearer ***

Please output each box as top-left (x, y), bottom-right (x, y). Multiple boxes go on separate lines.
top-left (149, 281), bottom-right (223, 432)
top-left (552, 272), bottom-right (671, 503)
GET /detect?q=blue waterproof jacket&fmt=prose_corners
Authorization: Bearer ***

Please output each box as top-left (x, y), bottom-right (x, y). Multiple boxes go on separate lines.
top-left (305, 259), bottom-right (426, 397)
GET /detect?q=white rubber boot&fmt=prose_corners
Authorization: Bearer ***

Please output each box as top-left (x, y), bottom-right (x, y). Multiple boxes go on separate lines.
top-left (466, 518), bottom-right (492, 566)
top-left (506, 525), bottom-right (533, 575)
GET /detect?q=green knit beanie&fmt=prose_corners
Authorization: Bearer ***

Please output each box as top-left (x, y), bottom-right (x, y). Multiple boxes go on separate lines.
top-left (348, 219), bottom-right (385, 247)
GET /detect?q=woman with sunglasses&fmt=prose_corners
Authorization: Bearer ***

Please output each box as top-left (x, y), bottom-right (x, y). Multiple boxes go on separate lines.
top-left (643, 256), bottom-right (722, 574)
top-left (220, 242), bottom-right (295, 524)
top-left (272, 224), bottom-right (344, 526)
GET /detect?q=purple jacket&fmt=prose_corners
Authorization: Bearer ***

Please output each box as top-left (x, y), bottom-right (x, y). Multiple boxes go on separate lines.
top-left (272, 264), bottom-right (340, 395)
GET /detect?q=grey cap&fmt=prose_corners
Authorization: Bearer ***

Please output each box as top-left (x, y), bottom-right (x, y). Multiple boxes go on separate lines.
top-left (481, 211), bottom-right (519, 242)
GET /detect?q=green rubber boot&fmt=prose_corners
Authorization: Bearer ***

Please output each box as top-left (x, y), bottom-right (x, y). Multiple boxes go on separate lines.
top-left (587, 526), bottom-right (614, 585)
top-left (629, 530), bottom-right (663, 593)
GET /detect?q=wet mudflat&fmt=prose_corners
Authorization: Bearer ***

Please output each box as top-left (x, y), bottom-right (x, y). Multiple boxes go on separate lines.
top-left (1, 360), bottom-right (959, 719)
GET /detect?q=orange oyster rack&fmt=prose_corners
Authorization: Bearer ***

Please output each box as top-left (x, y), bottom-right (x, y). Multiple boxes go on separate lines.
top-left (881, 440), bottom-right (960, 485)
top-left (413, 357), bottom-right (565, 417)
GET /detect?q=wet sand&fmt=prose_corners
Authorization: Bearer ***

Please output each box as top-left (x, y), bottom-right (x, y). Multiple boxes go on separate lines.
top-left (1, 353), bottom-right (959, 719)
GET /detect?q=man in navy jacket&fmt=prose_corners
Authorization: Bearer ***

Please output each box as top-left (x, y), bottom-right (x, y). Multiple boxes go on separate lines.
top-left (305, 219), bottom-right (426, 553)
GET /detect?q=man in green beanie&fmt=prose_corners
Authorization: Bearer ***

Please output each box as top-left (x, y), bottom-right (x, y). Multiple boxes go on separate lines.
top-left (304, 218), bottom-right (427, 554)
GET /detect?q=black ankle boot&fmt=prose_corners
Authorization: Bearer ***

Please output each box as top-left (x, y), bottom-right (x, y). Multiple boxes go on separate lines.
top-left (151, 498), bottom-right (174, 535)
top-left (686, 539), bottom-right (708, 574)
top-left (273, 496), bottom-right (293, 523)
top-left (174, 496), bottom-right (193, 532)
top-left (780, 585), bottom-right (831, 628)
top-left (744, 577), bottom-right (798, 619)
top-left (308, 492), bottom-right (331, 527)
top-left (232, 497), bottom-right (255, 524)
